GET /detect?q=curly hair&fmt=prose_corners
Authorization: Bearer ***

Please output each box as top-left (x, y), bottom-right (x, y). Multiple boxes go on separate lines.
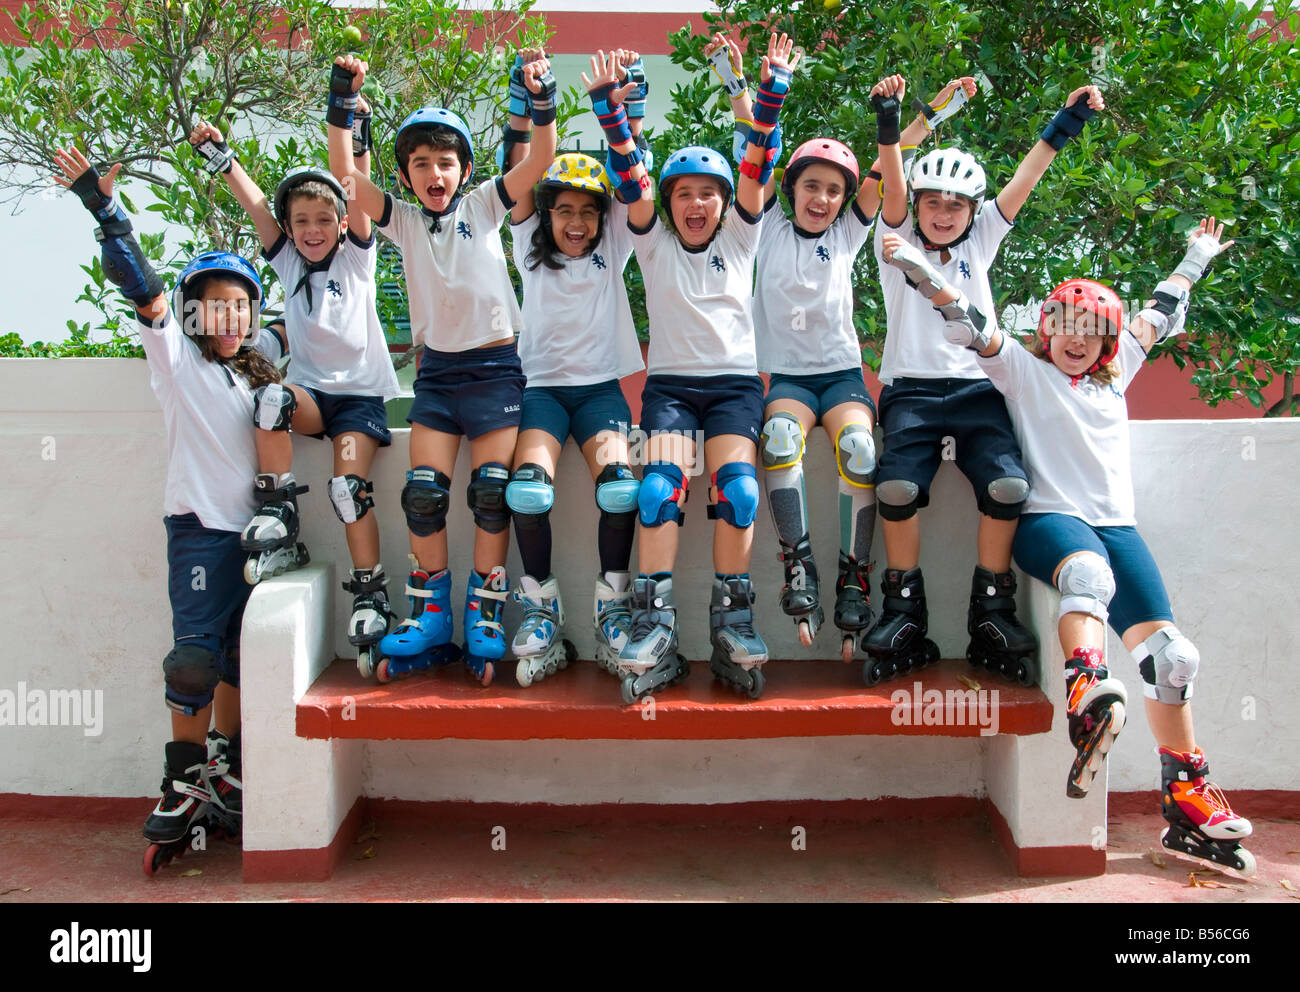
top-left (524, 184), bottom-right (607, 271)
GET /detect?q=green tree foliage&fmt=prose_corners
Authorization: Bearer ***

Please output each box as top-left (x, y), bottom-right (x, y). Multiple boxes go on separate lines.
top-left (661, 0), bottom-right (1299, 414)
top-left (0, 0), bottom-right (571, 354)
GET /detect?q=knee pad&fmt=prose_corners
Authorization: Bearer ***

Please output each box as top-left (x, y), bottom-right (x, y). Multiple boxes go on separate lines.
top-left (1056, 553), bottom-right (1115, 624)
top-left (328, 474), bottom-right (374, 524)
top-left (252, 382), bottom-right (296, 432)
top-left (595, 463), bottom-right (639, 524)
top-left (835, 422), bottom-right (877, 487)
top-left (506, 463), bottom-right (554, 532)
top-left (221, 641), bottom-right (241, 689)
top-left (876, 479), bottom-right (920, 521)
top-left (979, 476), bottom-right (1029, 520)
top-left (467, 462), bottom-right (511, 534)
top-left (707, 462), bottom-right (759, 529)
top-left (760, 413), bottom-right (805, 470)
top-left (401, 466), bottom-right (451, 537)
top-left (1132, 626), bottom-right (1199, 703)
top-left (162, 642), bottom-right (222, 715)
top-left (638, 461), bottom-right (687, 528)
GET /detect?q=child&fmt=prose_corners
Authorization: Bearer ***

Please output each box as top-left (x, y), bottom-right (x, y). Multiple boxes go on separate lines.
top-left (867, 77), bottom-right (1106, 686)
top-left (52, 146), bottom-right (284, 873)
top-left (882, 216), bottom-right (1254, 873)
top-left (704, 35), bottom-right (977, 661)
top-left (188, 102), bottom-right (401, 679)
top-left (327, 50), bottom-right (557, 686)
top-left (583, 37), bottom-right (794, 702)
top-left (501, 52), bottom-right (647, 687)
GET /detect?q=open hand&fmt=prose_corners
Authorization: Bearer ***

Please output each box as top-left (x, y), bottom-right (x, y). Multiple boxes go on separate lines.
top-left (52, 146), bottom-right (119, 199)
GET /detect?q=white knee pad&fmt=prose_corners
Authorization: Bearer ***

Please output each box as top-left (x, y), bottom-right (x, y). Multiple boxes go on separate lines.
top-left (1132, 626), bottom-right (1199, 703)
top-left (1056, 553), bottom-right (1115, 624)
top-left (761, 413), bottom-right (805, 470)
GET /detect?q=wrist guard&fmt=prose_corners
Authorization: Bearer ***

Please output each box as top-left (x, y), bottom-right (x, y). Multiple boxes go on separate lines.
top-left (590, 83), bottom-right (633, 147)
top-left (624, 58), bottom-right (649, 119)
top-left (93, 215), bottom-right (164, 307)
top-left (352, 109), bottom-right (372, 157)
top-left (872, 93), bottom-right (902, 145)
top-left (1174, 235), bottom-right (1221, 284)
top-left (753, 64), bottom-right (791, 127)
top-left (913, 86), bottom-right (971, 131)
top-left (1041, 93), bottom-right (1096, 151)
top-left (1139, 279), bottom-right (1190, 343)
top-left (193, 137), bottom-right (236, 175)
top-left (708, 46), bottom-right (747, 98)
top-left (529, 66), bottom-right (558, 126)
top-left (327, 63), bottom-right (359, 129)
top-left (507, 55), bottom-right (531, 117)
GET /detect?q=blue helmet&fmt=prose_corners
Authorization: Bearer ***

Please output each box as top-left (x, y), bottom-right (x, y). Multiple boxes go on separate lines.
top-left (394, 106), bottom-right (475, 187)
top-left (173, 251), bottom-right (263, 336)
top-left (657, 145), bottom-right (734, 205)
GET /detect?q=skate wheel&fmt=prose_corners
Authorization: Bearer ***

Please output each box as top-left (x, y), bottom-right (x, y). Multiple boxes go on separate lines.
top-left (479, 661), bottom-right (494, 687)
top-left (746, 668), bottom-right (765, 700)
top-left (357, 649), bottom-right (376, 680)
top-left (375, 658), bottom-right (392, 684)
top-left (620, 676), bottom-right (638, 706)
top-left (840, 635), bottom-right (855, 664)
top-left (243, 558), bottom-right (260, 586)
top-left (1013, 657), bottom-right (1035, 687)
top-left (1234, 847), bottom-right (1257, 876)
top-left (797, 620), bottom-right (814, 649)
top-left (863, 659), bottom-right (884, 687)
top-left (516, 660), bottom-right (534, 688)
top-left (143, 843), bottom-right (163, 877)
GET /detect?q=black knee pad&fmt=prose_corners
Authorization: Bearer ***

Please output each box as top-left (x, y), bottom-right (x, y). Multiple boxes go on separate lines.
top-left (221, 642), bottom-right (241, 689)
top-left (467, 462), bottom-right (511, 534)
top-left (163, 643), bottom-right (222, 715)
top-left (876, 479), bottom-right (920, 522)
top-left (979, 476), bottom-right (1029, 521)
top-left (252, 383), bottom-right (296, 432)
top-left (402, 467), bottom-right (451, 536)
top-left (329, 474), bottom-right (375, 524)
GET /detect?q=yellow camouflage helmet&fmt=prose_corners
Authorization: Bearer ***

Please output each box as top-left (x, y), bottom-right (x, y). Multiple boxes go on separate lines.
top-left (541, 153), bottom-right (614, 203)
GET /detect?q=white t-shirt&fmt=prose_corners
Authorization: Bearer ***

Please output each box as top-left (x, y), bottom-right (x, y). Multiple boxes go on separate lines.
top-left (377, 178), bottom-right (523, 351)
top-left (629, 206), bottom-right (762, 377)
top-left (511, 199), bottom-right (644, 387)
top-left (754, 198), bottom-right (873, 375)
top-left (264, 231), bottom-right (400, 400)
top-left (138, 310), bottom-right (282, 533)
top-left (979, 331), bottom-right (1148, 526)
top-left (874, 201), bottom-right (1014, 384)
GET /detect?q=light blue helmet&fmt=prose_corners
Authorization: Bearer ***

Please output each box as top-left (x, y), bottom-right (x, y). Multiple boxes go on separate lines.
top-left (658, 145), bottom-right (734, 205)
top-left (394, 106), bottom-right (474, 187)
top-left (173, 251), bottom-right (263, 336)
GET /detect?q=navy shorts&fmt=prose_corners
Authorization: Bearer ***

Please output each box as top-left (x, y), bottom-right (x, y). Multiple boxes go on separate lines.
top-left (298, 386), bottom-right (392, 447)
top-left (1013, 513), bottom-right (1174, 637)
top-left (522, 379), bottom-right (633, 447)
top-left (164, 513), bottom-right (250, 686)
top-left (641, 374), bottom-right (764, 443)
top-left (766, 367), bottom-right (878, 423)
top-left (410, 342), bottom-right (526, 439)
top-left (876, 377), bottom-right (1026, 506)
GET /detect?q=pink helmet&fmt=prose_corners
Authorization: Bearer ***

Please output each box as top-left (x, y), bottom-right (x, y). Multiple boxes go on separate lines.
top-left (1038, 278), bottom-right (1124, 374)
top-left (781, 137), bottom-right (860, 211)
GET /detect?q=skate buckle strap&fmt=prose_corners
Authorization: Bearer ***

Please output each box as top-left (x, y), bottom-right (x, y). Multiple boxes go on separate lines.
top-left (403, 583), bottom-right (434, 600)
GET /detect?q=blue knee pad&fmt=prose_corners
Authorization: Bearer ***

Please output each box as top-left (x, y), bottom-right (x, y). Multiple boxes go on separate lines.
top-left (707, 462), bottom-right (759, 528)
top-left (596, 463), bottom-right (639, 520)
top-left (506, 463), bottom-right (554, 532)
top-left (163, 641), bottom-right (222, 715)
top-left (638, 461), bottom-right (687, 528)
top-left (402, 466), bottom-right (451, 537)
top-left (467, 462), bottom-right (511, 534)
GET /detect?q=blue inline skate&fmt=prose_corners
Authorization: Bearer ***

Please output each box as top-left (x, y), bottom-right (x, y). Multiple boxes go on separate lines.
top-left (464, 566), bottom-right (510, 686)
top-left (374, 556), bottom-right (461, 682)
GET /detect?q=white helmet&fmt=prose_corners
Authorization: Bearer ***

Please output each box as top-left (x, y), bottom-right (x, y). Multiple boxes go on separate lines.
top-left (909, 147), bottom-right (986, 247)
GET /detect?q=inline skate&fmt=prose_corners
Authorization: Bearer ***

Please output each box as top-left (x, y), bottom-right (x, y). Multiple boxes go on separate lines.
top-left (204, 729), bottom-right (241, 841)
top-left (861, 567), bottom-right (939, 685)
top-left (142, 740), bottom-right (214, 876)
top-left (464, 566), bottom-right (509, 686)
top-left (345, 564), bottom-right (397, 679)
top-left (709, 575), bottom-right (768, 699)
top-left (1159, 746), bottom-right (1255, 874)
top-left (777, 537), bottom-right (823, 649)
top-left (512, 574), bottom-right (577, 687)
top-left (967, 566), bottom-right (1039, 686)
top-left (374, 557), bottom-right (461, 682)
top-left (241, 472), bottom-right (310, 585)
top-left (617, 575), bottom-right (690, 704)
top-left (833, 551), bottom-right (874, 663)
top-left (1064, 646), bottom-right (1127, 798)
top-left (593, 571), bottom-right (632, 677)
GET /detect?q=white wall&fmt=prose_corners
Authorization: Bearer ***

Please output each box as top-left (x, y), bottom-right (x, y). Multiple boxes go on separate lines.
top-left (0, 359), bottom-right (1296, 801)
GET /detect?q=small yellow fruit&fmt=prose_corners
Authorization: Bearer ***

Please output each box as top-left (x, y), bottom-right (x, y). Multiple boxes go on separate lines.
top-left (342, 25), bottom-right (363, 48)
top-left (824, 0), bottom-right (842, 10)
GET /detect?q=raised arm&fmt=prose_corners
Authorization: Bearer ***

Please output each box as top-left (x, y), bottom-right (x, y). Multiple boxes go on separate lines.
top-left (501, 55), bottom-right (558, 209)
top-left (704, 33), bottom-right (774, 202)
top-left (1130, 216), bottom-right (1234, 352)
top-left (739, 32), bottom-right (797, 219)
top-left (995, 85), bottom-right (1104, 222)
top-left (52, 146), bottom-right (166, 322)
top-left (326, 55), bottom-right (386, 223)
top-left (583, 49), bottom-right (654, 228)
top-left (881, 231), bottom-right (1003, 357)
top-left (188, 120), bottom-right (282, 251)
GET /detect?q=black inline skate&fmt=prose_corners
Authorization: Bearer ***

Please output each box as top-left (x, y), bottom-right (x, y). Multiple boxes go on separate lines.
top-left (205, 729), bottom-right (242, 841)
top-left (708, 575), bottom-right (768, 699)
top-left (142, 740), bottom-right (214, 876)
top-left (833, 551), bottom-right (875, 663)
top-left (966, 566), bottom-right (1038, 686)
top-left (617, 575), bottom-right (690, 704)
top-left (860, 567), bottom-right (939, 686)
top-left (777, 536), bottom-right (823, 649)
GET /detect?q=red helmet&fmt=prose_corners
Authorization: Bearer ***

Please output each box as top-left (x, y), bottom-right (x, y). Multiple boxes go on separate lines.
top-left (781, 137), bottom-right (860, 212)
top-left (1038, 278), bottom-right (1124, 373)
